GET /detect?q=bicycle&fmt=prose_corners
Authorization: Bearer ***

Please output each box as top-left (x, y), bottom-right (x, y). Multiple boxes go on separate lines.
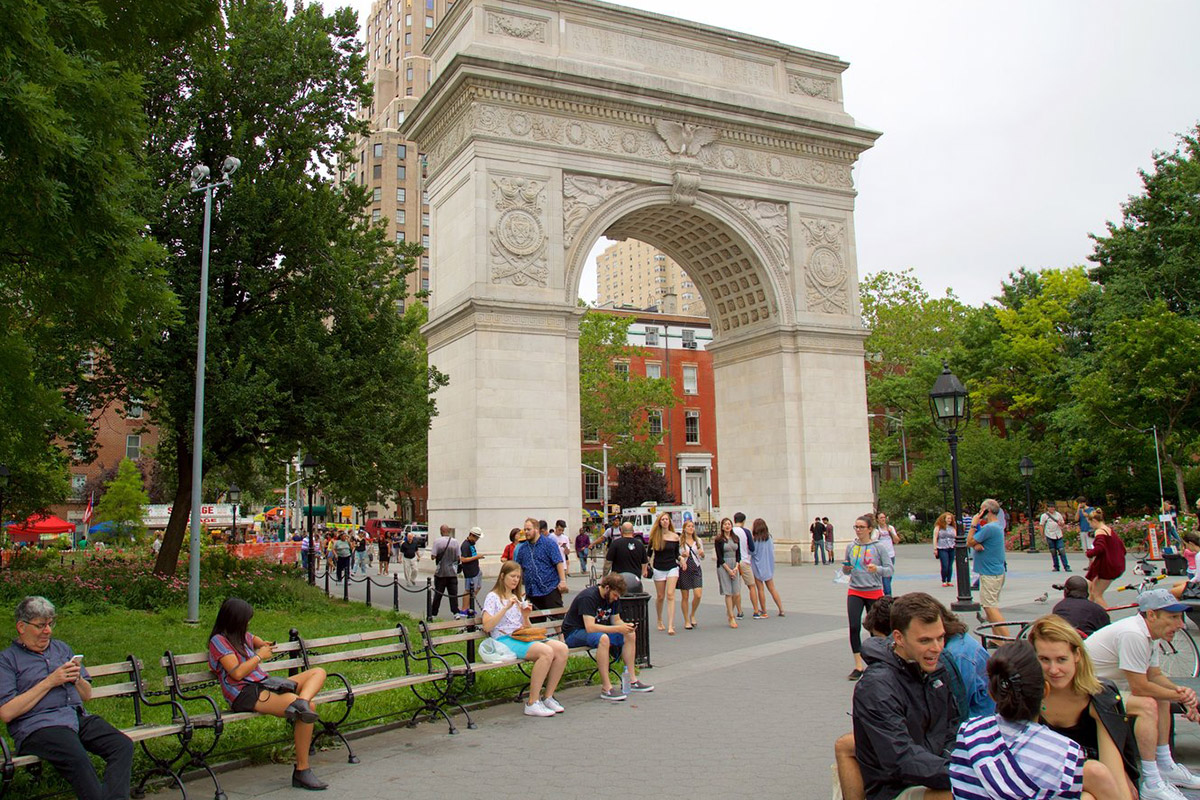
top-left (1106, 558), bottom-right (1200, 679)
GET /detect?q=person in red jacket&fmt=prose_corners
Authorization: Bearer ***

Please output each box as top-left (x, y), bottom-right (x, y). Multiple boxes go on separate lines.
top-left (1085, 508), bottom-right (1125, 606)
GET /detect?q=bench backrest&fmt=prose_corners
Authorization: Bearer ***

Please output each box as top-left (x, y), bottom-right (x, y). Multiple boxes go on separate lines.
top-left (418, 608), bottom-right (567, 660)
top-left (293, 625), bottom-right (414, 670)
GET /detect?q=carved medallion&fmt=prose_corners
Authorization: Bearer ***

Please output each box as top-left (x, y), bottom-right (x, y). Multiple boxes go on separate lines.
top-left (490, 177), bottom-right (548, 286)
top-left (799, 217), bottom-right (848, 314)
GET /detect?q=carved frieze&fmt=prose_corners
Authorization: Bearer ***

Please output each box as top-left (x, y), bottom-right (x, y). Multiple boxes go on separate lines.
top-left (490, 177), bottom-right (548, 286)
top-left (799, 217), bottom-right (848, 314)
top-left (485, 11), bottom-right (547, 43)
top-left (562, 174), bottom-right (637, 249)
top-left (728, 197), bottom-right (790, 273)
top-left (654, 120), bottom-right (719, 158)
top-left (567, 24), bottom-right (775, 87)
top-left (788, 73), bottom-right (835, 100)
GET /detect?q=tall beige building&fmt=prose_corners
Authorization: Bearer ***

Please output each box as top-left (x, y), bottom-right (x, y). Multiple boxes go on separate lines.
top-left (595, 239), bottom-right (707, 317)
top-left (339, 0), bottom-right (454, 304)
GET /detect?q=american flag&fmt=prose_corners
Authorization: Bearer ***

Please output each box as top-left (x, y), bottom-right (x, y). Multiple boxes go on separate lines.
top-left (82, 492), bottom-right (94, 527)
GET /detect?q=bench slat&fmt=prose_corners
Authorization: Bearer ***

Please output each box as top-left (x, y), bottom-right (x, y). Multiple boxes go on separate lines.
top-left (305, 643), bottom-right (406, 666)
top-left (300, 628), bottom-right (405, 649)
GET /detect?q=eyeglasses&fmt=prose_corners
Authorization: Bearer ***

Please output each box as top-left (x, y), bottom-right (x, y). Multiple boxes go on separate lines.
top-left (853, 523), bottom-right (869, 529)
top-left (20, 619), bottom-right (55, 631)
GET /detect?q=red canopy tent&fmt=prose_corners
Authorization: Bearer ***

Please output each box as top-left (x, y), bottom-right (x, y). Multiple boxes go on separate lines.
top-left (6, 514), bottom-right (76, 544)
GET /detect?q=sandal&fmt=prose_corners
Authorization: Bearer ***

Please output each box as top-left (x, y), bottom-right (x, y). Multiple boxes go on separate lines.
top-left (684, 624), bottom-right (694, 630)
top-left (729, 619), bottom-right (738, 629)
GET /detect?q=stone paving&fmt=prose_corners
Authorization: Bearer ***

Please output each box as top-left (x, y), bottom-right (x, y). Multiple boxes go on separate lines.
top-left (204, 544), bottom-right (1200, 799)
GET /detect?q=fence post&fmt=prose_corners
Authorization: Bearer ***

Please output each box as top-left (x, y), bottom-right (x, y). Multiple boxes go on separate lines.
top-left (343, 574), bottom-right (350, 602)
top-left (425, 577), bottom-right (433, 621)
top-left (324, 565), bottom-right (330, 597)
top-left (393, 574), bottom-right (399, 612)
top-left (365, 576), bottom-right (372, 606)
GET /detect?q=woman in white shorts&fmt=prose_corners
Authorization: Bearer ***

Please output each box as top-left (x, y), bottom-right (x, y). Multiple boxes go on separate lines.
top-left (648, 512), bottom-right (682, 635)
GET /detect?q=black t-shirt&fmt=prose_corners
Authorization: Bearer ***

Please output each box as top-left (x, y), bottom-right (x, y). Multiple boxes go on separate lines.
top-left (810, 522), bottom-right (826, 540)
top-left (607, 537), bottom-right (647, 575)
top-left (1051, 597), bottom-right (1112, 637)
top-left (460, 540), bottom-right (480, 578)
top-left (562, 585), bottom-right (619, 635)
top-left (399, 539), bottom-right (420, 559)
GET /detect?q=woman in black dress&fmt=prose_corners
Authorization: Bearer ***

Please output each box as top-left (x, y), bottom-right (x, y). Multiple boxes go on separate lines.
top-left (678, 519), bottom-right (704, 630)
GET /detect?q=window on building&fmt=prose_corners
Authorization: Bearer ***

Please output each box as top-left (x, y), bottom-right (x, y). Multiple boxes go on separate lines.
top-left (372, 187), bottom-right (382, 202)
top-left (406, 88), bottom-right (413, 97)
top-left (404, 31), bottom-right (412, 45)
top-left (425, 15), bottom-right (433, 27)
top-left (406, 66), bottom-right (414, 82)
top-left (397, 144), bottom-right (407, 160)
top-left (127, 398), bottom-right (143, 419)
top-left (421, 277), bottom-right (430, 291)
top-left (397, 165), bottom-right (406, 180)
top-left (682, 328), bottom-right (696, 346)
top-left (126, 434), bottom-right (142, 460)
top-left (71, 474), bottom-right (87, 500)
top-left (421, 234), bottom-right (430, 248)
top-left (645, 362), bottom-right (661, 380)
top-left (648, 410), bottom-right (662, 438)
top-left (682, 364), bottom-right (698, 394)
top-left (614, 361), bottom-right (629, 380)
top-left (396, 209), bottom-right (406, 225)
top-left (583, 427), bottom-right (599, 443)
top-left (422, 212), bottom-right (430, 228)
top-left (371, 209), bottom-right (381, 222)
top-left (644, 327), bottom-right (659, 346)
top-left (397, 187), bottom-right (406, 203)
top-left (685, 411), bottom-right (700, 444)
top-left (422, 190), bottom-right (429, 204)
top-left (584, 472), bottom-right (601, 503)
top-left (421, 256), bottom-right (430, 268)
top-left (372, 164), bottom-right (382, 179)
top-left (405, 13), bottom-right (412, 25)
top-left (373, 143), bottom-right (383, 158)
top-left (396, 231), bottom-right (405, 242)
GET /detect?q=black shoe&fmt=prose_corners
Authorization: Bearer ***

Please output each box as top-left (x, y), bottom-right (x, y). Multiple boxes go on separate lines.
top-left (847, 669), bottom-right (863, 681)
top-left (292, 768), bottom-right (328, 790)
top-left (1052, 568), bottom-right (1060, 572)
top-left (285, 698), bottom-right (319, 724)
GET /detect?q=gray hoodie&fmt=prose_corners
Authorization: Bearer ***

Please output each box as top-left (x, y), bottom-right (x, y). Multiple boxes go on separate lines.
top-left (843, 540), bottom-right (893, 593)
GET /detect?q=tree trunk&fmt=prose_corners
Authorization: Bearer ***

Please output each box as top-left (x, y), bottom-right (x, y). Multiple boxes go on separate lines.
top-left (152, 432), bottom-right (193, 576)
top-left (1166, 454), bottom-right (1189, 515)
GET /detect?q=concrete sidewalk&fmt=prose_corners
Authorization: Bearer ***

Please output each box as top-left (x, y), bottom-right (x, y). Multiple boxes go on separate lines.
top-left (201, 544), bottom-right (1200, 799)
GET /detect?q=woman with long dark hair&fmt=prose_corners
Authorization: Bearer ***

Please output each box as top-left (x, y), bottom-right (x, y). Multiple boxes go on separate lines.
top-left (677, 519), bottom-right (704, 630)
top-left (844, 513), bottom-right (891, 681)
top-left (933, 512), bottom-right (957, 587)
top-left (208, 598), bottom-right (330, 790)
top-left (714, 517), bottom-right (741, 629)
top-left (749, 518), bottom-right (784, 617)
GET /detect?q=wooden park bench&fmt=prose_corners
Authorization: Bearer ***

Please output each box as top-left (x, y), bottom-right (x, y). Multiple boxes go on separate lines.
top-left (1, 656), bottom-right (192, 799)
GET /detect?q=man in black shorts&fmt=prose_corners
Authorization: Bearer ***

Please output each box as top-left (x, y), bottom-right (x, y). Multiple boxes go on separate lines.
top-left (606, 522), bottom-right (647, 584)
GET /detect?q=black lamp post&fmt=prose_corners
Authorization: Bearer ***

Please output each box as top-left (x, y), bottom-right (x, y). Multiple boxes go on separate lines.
top-left (301, 454), bottom-right (318, 585)
top-left (929, 362), bottom-right (977, 612)
top-left (0, 464), bottom-right (9, 553)
top-left (228, 484), bottom-right (241, 541)
top-left (1018, 456), bottom-right (1037, 553)
top-left (936, 468), bottom-right (949, 511)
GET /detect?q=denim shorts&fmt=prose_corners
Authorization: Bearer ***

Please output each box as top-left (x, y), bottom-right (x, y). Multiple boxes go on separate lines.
top-left (564, 628), bottom-right (624, 650)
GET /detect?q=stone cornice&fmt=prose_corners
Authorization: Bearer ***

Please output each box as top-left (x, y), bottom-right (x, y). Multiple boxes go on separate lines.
top-left (423, 297), bottom-right (584, 350)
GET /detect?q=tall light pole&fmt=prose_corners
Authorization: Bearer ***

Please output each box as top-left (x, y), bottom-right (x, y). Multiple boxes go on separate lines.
top-left (0, 463), bottom-right (9, 552)
top-left (186, 156), bottom-right (240, 624)
top-left (1018, 456), bottom-right (1037, 553)
top-left (302, 454), bottom-right (318, 585)
top-left (937, 468), bottom-right (949, 511)
top-left (228, 484), bottom-right (241, 541)
top-left (867, 412), bottom-right (909, 482)
top-left (929, 362), bottom-right (977, 612)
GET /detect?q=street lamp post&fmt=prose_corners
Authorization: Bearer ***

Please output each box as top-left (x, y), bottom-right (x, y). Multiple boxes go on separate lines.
top-left (302, 454), bottom-right (318, 585)
top-left (929, 361), bottom-right (978, 612)
top-left (936, 468), bottom-right (949, 511)
top-left (1018, 456), bottom-right (1037, 554)
top-left (186, 156), bottom-right (241, 625)
top-left (0, 463), bottom-right (9, 553)
top-left (867, 412), bottom-right (909, 482)
top-left (228, 484), bottom-right (241, 541)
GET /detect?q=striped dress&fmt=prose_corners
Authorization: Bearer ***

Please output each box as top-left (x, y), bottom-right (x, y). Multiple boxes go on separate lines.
top-left (950, 715), bottom-right (1085, 800)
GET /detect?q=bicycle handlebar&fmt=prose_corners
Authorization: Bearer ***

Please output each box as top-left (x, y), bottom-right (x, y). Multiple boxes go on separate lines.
top-left (1116, 573), bottom-right (1167, 592)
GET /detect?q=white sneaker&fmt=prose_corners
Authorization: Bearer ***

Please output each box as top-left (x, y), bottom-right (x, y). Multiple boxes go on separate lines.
top-left (1162, 763), bottom-right (1200, 790)
top-left (523, 700), bottom-right (555, 717)
top-left (1140, 780), bottom-right (1188, 800)
top-left (541, 697), bottom-right (565, 714)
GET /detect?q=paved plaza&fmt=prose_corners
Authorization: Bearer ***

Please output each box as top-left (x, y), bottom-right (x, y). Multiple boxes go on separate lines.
top-left (210, 544), bottom-right (1200, 799)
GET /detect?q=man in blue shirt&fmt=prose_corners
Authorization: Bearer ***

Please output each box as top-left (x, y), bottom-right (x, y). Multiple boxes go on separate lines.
top-left (968, 498), bottom-right (1008, 637)
top-left (515, 517), bottom-right (568, 610)
top-left (0, 596), bottom-right (133, 800)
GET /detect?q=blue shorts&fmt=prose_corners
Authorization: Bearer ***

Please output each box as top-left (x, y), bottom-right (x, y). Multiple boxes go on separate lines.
top-left (564, 628), bottom-right (624, 650)
top-left (495, 635), bottom-right (533, 659)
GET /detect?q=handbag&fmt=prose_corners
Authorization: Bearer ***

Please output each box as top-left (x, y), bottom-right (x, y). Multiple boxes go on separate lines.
top-left (509, 626), bottom-right (548, 642)
top-left (253, 676), bottom-right (299, 694)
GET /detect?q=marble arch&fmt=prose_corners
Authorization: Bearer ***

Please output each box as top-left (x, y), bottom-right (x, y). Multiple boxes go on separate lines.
top-left (405, 0), bottom-right (881, 544)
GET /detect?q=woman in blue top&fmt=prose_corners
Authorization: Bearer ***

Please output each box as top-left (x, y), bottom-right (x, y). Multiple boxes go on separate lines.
top-left (749, 518), bottom-right (784, 617)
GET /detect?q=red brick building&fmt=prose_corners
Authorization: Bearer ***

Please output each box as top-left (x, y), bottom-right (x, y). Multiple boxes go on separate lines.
top-left (583, 308), bottom-right (719, 518)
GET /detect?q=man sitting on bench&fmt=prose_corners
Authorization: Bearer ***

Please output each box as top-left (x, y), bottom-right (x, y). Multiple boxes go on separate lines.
top-left (0, 596), bottom-right (133, 800)
top-left (561, 574), bottom-right (653, 702)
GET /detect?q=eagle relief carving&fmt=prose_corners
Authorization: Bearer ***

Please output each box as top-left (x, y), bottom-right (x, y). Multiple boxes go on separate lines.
top-left (653, 120), bottom-right (719, 158)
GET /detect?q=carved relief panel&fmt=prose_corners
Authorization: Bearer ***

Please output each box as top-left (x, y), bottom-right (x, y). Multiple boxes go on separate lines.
top-left (798, 216), bottom-right (849, 314)
top-left (490, 177), bottom-right (549, 286)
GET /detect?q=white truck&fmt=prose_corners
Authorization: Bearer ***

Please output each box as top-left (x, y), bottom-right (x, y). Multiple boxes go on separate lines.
top-left (621, 502), bottom-right (699, 542)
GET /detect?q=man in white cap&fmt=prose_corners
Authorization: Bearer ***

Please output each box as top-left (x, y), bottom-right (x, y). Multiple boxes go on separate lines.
top-left (1085, 588), bottom-right (1200, 800)
top-left (459, 527), bottom-right (485, 617)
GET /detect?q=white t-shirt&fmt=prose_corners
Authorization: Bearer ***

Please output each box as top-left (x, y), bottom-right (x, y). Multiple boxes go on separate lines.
top-left (733, 527), bottom-right (752, 564)
top-left (1039, 511), bottom-right (1065, 540)
top-left (1084, 613), bottom-right (1159, 690)
top-left (554, 533), bottom-right (571, 559)
top-left (873, 525), bottom-right (897, 558)
top-left (482, 591), bottom-right (524, 637)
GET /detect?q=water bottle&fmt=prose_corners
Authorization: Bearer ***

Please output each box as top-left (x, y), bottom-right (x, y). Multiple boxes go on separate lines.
top-left (621, 665), bottom-right (631, 695)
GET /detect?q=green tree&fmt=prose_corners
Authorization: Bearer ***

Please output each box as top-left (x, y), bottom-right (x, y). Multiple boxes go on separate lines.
top-left (120, 0), bottom-right (444, 575)
top-left (579, 311), bottom-right (679, 468)
top-left (94, 458), bottom-right (150, 542)
top-left (0, 0), bottom-right (213, 516)
top-left (610, 465), bottom-right (675, 511)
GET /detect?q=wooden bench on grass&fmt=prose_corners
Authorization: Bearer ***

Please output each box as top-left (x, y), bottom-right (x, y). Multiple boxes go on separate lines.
top-left (415, 608), bottom-right (621, 724)
top-left (0, 656), bottom-right (192, 800)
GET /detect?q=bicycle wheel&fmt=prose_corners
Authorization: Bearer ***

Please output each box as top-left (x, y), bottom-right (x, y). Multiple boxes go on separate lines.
top-left (1158, 630), bottom-right (1200, 679)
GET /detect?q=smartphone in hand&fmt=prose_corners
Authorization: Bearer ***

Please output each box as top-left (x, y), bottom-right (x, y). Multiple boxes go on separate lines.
top-left (71, 654), bottom-right (84, 664)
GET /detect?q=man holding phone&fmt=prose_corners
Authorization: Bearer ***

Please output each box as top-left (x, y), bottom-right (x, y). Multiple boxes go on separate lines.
top-left (0, 596), bottom-right (133, 800)
top-left (561, 574), bottom-right (653, 701)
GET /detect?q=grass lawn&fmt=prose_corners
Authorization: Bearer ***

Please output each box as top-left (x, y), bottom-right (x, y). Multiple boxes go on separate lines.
top-left (2, 598), bottom-right (594, 797)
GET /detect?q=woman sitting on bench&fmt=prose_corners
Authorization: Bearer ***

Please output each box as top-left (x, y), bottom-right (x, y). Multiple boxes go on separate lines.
top-left (480, 561), bottom-right (570, 717)
top-left (209, 597), bottom-right (330, 790)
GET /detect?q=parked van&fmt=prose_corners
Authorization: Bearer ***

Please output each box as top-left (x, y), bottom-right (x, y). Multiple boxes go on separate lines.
top-left (620, 502), bottom-right (698, 542)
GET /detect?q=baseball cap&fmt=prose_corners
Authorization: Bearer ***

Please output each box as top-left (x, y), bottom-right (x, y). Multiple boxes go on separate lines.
top-left (1137, 589), bottom-right (1189, 613)
top-left (468, 527), bottom-right (482, 538)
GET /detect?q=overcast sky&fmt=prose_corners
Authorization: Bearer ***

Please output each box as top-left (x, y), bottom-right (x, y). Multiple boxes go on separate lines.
top-left (335, 0), bottom-right (1200, 306)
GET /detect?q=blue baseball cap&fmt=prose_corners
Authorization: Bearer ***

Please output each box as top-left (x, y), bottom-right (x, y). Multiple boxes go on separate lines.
top-left (1138, 589), bottom-right (1189, 613)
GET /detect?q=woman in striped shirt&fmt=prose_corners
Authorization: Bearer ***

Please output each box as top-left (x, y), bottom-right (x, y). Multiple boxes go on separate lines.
top-left (950, 641), bottom-right (1122, 800)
